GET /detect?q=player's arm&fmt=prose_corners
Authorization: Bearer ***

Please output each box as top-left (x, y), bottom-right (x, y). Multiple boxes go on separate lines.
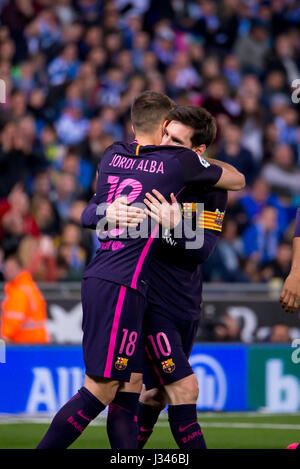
top-left (205, 157), bottom-right (246, 191)
top-left (189, 189), bottom-right (228, 262)
top-left (280, 208), bottom-right (300, 314)
top-left (177, 148), bottom-right (245, 191)
top-left (80, 160), bottom-right (104, 229)
top-left (167, 226), bottom-right (220, 264)
top-left (80, 194), bottom-right (101, 229)
top-left (81, 195), bottom-right (146, 229)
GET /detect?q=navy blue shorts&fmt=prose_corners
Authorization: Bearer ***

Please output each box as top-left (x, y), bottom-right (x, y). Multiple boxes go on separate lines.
top-left (81, 277), bottom-right (146, 382)
top-left (143, 307), bottom-right (200, 390)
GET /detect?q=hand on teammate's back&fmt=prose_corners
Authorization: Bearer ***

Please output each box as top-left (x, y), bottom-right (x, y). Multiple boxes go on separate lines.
top-left (105, 191), bottom-right (181, 230)
top-left (106, 196), bottom-right (146, 228)
top-left (144, 190), bottom-right (182, 230)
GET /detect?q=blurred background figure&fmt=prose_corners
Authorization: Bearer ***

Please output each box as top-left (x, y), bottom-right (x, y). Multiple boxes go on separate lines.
top-left (211, 314), bottom-right (242, 342)
top-left (242, 206), bottom-right (280, 264)
top-left (217, 122), bottom-right (258, 185)
top-left (261, 241), bottom-right (292, 282)
top-left (0, 254), bottom-right (49, 343)
top-left (268, 324), bottom-right (291, 343)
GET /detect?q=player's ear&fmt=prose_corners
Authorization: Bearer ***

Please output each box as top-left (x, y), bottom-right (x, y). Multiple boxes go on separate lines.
top-left (161, 120), bottom-right (169, 136)
top-left (194, 144), bottom-right (206, 155)
top-left (131, 124), bottom-right (135, 136)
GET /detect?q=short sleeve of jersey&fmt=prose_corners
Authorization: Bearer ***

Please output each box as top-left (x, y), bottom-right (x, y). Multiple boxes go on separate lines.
top-left (176, 148), bottom-right (222, 187)
top-left (197, 189), bottom-right (228, 235)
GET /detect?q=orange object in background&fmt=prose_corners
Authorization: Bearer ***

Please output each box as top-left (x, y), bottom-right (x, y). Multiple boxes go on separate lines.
top-left (1, 270), bottom-right (50, 344)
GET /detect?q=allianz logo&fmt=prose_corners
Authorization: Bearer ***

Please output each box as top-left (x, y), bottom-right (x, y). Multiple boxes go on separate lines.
top-left (189, 354), bottom-right (227, 411)
top-left (26, 367), bottom-right (85, 413)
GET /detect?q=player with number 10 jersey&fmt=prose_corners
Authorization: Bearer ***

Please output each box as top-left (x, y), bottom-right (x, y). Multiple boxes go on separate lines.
top-left (81, 138), bottom-right (222, 381)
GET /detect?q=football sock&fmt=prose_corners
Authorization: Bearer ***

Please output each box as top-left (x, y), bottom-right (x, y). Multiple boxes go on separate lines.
top-left (137, 402), bottom-right (161, 449)
top-left (168, 404), bottom-right (207, 449)
top-left (107, 391), bottom-right (140, 449)
top-left (287, 442), bottom-right (300, 449)
top-left (36, 387), bottom-right (105, 449)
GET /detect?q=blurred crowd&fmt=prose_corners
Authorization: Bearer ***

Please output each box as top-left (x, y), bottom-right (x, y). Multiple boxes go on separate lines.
top-left (0, 0), bottom-right (300, 284)
top-left (200, 313), bottom-right (294, 344)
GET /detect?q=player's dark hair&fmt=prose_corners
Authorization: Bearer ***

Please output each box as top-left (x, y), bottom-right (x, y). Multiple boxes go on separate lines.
top-left (166, 106), bottom-right (217, 148)
top-left (131, 91), bottom-right (176, 134)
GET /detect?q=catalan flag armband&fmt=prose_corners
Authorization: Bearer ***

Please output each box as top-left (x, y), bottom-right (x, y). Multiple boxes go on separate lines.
top-left (197, 208), bottom-right (225, 232)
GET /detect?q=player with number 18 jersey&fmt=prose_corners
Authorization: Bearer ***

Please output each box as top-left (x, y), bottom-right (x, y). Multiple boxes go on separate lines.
top-left (81, 140), bottom-right (222, 382)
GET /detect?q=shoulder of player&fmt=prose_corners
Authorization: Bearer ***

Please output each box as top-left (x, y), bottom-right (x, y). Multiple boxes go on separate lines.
top-left (166, 145), bottom-right (196, 158)
top-left (102, 141), bottom-right (124, 155)
top-left (103, 141), bottom-right (139, 152)
top-left (179, 186), bottom-right (228, 204)
top-left (99, 141), bottom-right (136, 164)
top-left (98, 142), bottom-right (116, 161)
top-left (147, 145), bottom-right (194, 157)
top-left (165, 146), bottom-right (215, 171)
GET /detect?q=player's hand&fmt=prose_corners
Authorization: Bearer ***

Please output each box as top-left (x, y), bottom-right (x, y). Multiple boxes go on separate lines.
top-left (280, 270), bottom-right (300, 314)
top-left (144, 190), bottom-right (181, 229)
top-left (106, 196), bottom-right (146, 228)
